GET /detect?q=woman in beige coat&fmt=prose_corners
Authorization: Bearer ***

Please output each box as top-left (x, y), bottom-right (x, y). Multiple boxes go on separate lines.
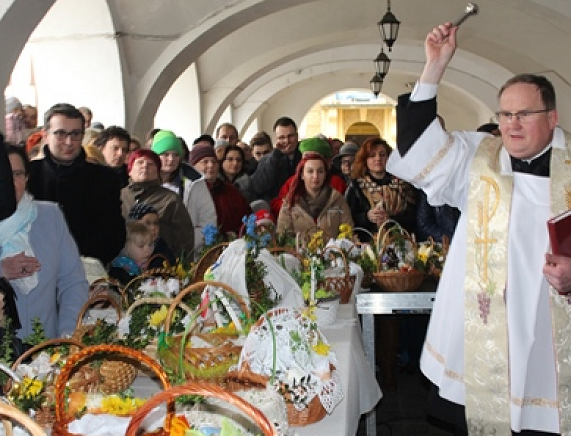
top-left (277, 152), bottom-right (353, 241)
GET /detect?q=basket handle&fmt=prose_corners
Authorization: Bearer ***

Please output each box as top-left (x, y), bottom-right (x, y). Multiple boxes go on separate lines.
top-left (375, 219), bottom-right (404, 251)
top-left (121, 270), bottom-right (181, 306)
top-left (323, 246), bottom-right (350, 280)
top-left (11, 338), bottom-right (85, 370)
top-left (74, 293), bottom-right (123, 329)
top-left (54, 344), bottom-right (171, 428)
top-left (191, 242), bottom-right (229, 284)
top-left (0, 402), bottom-right (46, 436)
top-left (124, 297), bottom-right (193, 319)
top-left (145, 253), bottom-right (171, 269)
top-left (125, 383), bottom-right (278, 436)
top-left (163, 281), bottom-right (250, 335)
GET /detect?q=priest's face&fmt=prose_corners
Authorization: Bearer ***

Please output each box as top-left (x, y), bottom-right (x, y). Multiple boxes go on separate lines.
top-left (498, 83), bottom-right (558, 159)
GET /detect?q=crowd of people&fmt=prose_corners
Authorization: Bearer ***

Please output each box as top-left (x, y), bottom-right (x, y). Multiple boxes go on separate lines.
top-left (2, 17), bottom-right (571, 433)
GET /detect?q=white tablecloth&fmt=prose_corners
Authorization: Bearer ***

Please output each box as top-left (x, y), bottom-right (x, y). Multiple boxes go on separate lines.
top-left (131, 302), bottom-right (382, 436)
top-left (296, 303), bottom-right (382, 436)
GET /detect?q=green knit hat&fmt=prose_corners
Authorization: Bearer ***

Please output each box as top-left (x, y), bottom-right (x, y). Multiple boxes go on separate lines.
top-left (151, 130), bottom-right (183, 156)
top-left (298, 137), bottom-right (332, 158)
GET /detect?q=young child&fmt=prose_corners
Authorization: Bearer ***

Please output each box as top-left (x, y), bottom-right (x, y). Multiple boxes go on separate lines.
top-left (109, 221), bottom-right (154, 285)
top-left (128, 203), bottom-right (176, 268)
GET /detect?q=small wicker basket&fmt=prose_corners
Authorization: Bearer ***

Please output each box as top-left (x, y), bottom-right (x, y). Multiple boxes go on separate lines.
top-left (52, 344), bottom-right (171, 436)
top-left (125, 382), bottom-right (278, 436)
top-left (160, 281), bottom-right (250, 382)
top-left (323, 246), bottom-right (354, 304)
top-left (72, 295), bottom-right (138, 394)
top-left (123, 296), bottom-right (194, 362)
top-left (374, 220), bottom-right (425, 292)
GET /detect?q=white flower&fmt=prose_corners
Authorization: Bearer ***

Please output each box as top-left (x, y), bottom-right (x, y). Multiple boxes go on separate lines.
top-left (284, 367), bottom-right (306, 385)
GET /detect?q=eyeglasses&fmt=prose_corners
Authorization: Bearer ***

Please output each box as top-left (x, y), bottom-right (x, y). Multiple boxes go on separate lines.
top-left (276, 133), bottom-right (298, 142)
top-left (50, 129), bottom-right (83, 141)
top-left (494, 109), bottom-right (551, 124)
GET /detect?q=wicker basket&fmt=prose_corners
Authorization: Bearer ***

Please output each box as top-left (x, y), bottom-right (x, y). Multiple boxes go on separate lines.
top-left (160, 281), bottom-right (250, 382)
top-left (52, 344), bottom-right (171, 436)
top-left (374, 220), bottom-right (425, 292)
top-left (125, 381), bottom-right (277, 436)
top-left (192, 242), bottom-right (229, 284)
top-left (122, 296), bottom-right (194, 360)
top-left (0, 401), bottom-right (47, 436)
top-left (372, 270), bottom-right (426, 292)
top-left (323, 246), bottom-right (354, 304)
top-left (8, 338), bottom-right (102, 429)
top-left (241, 308), bottom-right (335, 427)
top-left (122, 268), bottom-right (181, 307)
top-left (88, 277), bottom-right (123, 306)
top-left (72, 295), bottom-right (138, 394)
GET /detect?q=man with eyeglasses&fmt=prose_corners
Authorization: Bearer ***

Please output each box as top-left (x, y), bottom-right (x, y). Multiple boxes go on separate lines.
top-left (387, 22), bottom-right (571, 436)
top-left (250, 116), bottom-right (301, 202)
top-left (26, 103), bottom-right (126, 266)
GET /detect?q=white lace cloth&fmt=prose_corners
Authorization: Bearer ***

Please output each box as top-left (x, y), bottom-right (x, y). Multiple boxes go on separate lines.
top-left (237, 308), bottom-right (343, 414)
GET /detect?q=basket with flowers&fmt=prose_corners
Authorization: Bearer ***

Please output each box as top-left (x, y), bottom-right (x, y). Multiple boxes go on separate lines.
top-left (236, 308), bottom-right (344, 427)
top-left (299, 256), bottom-right (340, 327)
top-left (125, 382), bottom-right (278, 436)
top-left (72, 295), bottom-right (138, 395)
top-left (373, 220), bottom-right (426, 292)
top-left (52, 344), bottom-right (171, 436)
top-left (296, 230), bottom-right (354, 304)
top-left (157, 281), bottom-right (252, 383)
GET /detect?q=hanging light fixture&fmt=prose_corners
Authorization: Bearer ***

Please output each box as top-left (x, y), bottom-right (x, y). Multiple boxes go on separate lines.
top-left (374, 47), bottom-right (391, 79)
top-left (369, 73), bottom-right (384, 97)
top-left (378, 0), bottom-right (400, 52)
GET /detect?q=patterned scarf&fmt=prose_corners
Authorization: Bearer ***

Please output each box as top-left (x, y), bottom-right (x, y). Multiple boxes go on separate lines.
top-left (357, 173), bottom-right (412, 214)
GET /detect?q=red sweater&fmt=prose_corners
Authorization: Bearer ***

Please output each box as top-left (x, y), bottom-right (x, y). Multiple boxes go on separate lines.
top-left (208, 179), bottom-right (252, 235)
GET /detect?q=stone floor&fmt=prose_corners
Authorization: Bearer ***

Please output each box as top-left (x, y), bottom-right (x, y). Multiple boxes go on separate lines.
top-left (356, 367), bottom-right (455, 436)
top-left (357, 313), bottom-right (455, 436)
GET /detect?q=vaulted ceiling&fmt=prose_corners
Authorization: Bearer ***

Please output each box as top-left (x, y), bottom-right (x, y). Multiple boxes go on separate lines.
top-left (3, 0), bottom-right (571, 138)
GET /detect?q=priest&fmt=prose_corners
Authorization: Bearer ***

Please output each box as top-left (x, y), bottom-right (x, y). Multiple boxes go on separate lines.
top-left (387, 21), bottom-right (571, 436)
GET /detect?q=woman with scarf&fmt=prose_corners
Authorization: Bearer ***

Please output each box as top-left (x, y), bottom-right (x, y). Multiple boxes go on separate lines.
top-left (346, 137), bottom-right (417, 243)
top-left (0, 145), bottom-right (88, 340)
top-left (276, 152), bottom-right (353, 241)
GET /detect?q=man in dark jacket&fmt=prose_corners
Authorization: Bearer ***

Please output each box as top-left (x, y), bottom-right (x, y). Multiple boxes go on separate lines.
top-left (27, 103), bottom-right (125, 265)
top-left (250, 116), bottom-right (301, 202)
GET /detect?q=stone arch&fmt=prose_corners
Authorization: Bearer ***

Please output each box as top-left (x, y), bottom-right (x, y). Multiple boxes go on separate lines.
top-left (345, 122), bottom-right (381, 147)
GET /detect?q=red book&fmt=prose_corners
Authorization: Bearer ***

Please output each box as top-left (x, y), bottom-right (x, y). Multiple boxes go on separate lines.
top-left (547, 209), bottom-right (571, 256)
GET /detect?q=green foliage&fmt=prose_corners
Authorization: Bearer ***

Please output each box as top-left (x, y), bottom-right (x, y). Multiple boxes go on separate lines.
top-left (22, 318), bottom-right (46, 347)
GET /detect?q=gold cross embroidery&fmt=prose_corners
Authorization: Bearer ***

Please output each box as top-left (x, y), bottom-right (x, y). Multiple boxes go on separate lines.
top-left (475, 176), bottom-right (500, 285)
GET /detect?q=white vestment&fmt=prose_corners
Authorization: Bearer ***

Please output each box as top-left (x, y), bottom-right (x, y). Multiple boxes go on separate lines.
top-left (387, 119), bottom-right (568, 433)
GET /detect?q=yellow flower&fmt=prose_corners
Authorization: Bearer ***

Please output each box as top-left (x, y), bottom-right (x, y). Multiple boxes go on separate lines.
top-left (417, 244), bottom-right (433, 264)
top-left (337, 223), bottom-right (353, 240)
top-left (149, 305), bottom-right (168, 327)
top-left (301, 305), bottom-right (317, 321)
top-left (312, 341), bottom-right (331, 356)
top-left (50, 352), bottom-right (61, 364)
top-left (100, 395), bottom-right (145, 416)
top-left (169, 414), bottom-right (190, 436)
top-left (21, 377), bottom-right (43, 398)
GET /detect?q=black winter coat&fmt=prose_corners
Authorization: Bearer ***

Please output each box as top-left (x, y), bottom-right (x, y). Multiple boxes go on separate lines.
top-left (27, 146), bottom-right (126, 265)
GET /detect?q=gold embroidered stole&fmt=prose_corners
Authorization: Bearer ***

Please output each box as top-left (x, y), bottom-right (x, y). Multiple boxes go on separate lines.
top-left (464, 137), bottom-right (512, 433)
top-left (464, 136), bottom-right (571, 434)
top-left (548, 142), bottom-right (571, 435)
